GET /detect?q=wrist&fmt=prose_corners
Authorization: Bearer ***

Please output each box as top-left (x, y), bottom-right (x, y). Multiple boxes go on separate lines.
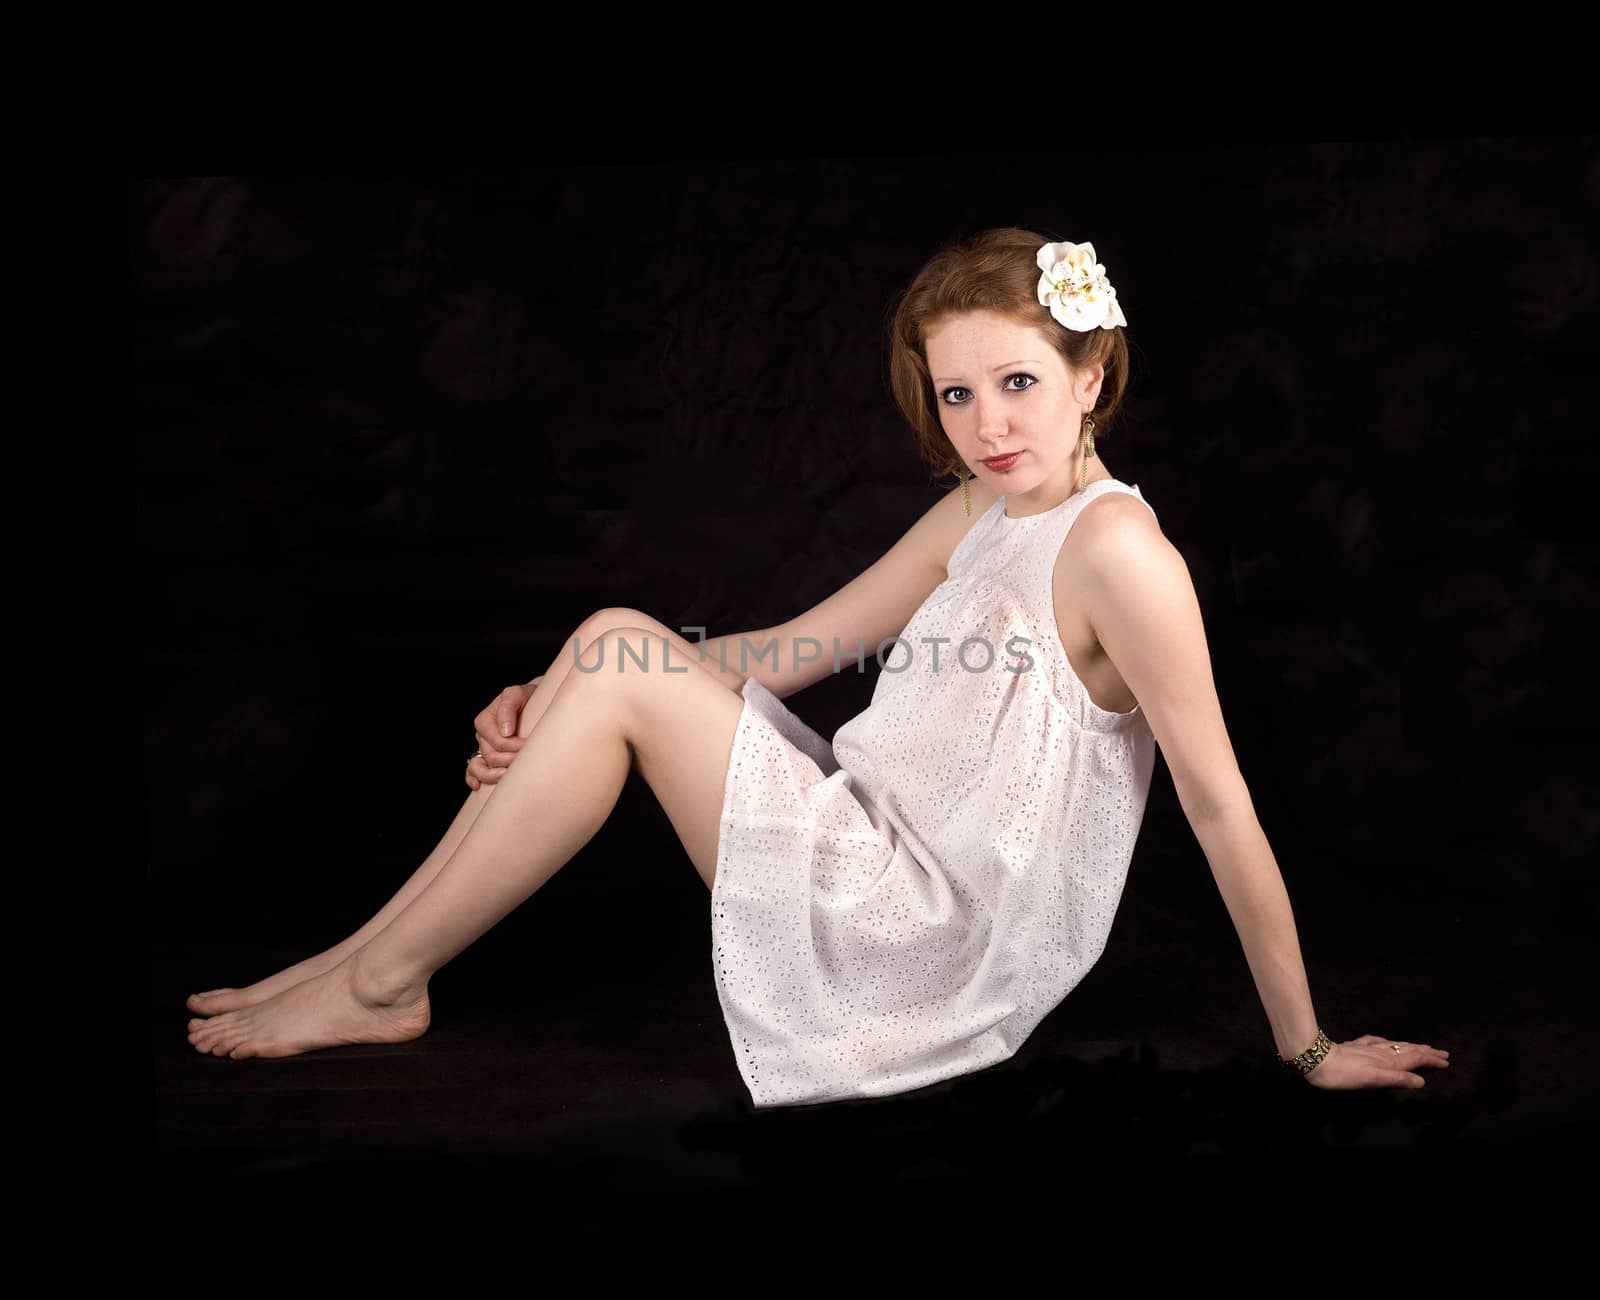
top-left (1276, 1026), bottom-right (1333, 1075)
top-left (1276, 1025), bottom-right (1321, 1059)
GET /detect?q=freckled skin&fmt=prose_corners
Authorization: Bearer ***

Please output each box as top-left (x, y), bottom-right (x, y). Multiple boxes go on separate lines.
top-left (924, 309), bottom-right (1111, 515)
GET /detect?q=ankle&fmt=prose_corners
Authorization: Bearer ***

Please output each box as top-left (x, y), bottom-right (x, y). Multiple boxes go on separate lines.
top-left (347, 948), bottom-right (429, 1006)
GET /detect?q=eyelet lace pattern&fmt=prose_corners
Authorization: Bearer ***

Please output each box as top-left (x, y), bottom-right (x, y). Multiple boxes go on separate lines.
top-left (711, 481), bottom-right (1160, 1108)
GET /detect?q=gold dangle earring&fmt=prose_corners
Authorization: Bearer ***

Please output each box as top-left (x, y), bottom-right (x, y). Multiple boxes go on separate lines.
top-left (961, 468), bottom-right (973, 516)
top-left (1078, 414), bottom-right (1097, 493)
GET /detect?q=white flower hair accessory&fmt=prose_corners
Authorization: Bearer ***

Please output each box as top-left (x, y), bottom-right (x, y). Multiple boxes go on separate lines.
top-left (1036, 240), bottom-right (1128, 331)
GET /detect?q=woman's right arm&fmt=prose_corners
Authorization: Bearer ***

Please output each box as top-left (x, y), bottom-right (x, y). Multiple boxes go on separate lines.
top-left (737, 479), bottom-right (996, 702)
top-left (513, 478), bottom-right (994, 706)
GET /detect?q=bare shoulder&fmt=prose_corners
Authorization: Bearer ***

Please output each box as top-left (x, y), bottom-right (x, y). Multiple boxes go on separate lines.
top-left (1056, 488), bottom-right (1181, 595)
top-left (1073, 488), bottom-right (1167, 547)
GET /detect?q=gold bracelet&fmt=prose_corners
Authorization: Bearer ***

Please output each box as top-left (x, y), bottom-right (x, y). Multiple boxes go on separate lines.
top-left (1277, 1027), bottom-right (1334, 1075)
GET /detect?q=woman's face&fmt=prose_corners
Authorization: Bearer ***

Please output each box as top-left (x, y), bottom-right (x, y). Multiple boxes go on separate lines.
top-left (924, 309), bottom-right (1104, 511)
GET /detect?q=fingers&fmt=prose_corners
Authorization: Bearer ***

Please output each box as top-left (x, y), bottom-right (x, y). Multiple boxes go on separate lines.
top-left (496, 687), bottom-right (523, 739)
top-left (469, 734), bottom-right (524, 779)
top-left (466, 677), bottom-right (545, 790)
top-left (475, 718), bottom-right (525, 759)
top-left (1384, 1040), bottom-right (1451, 1065)
top-left (466, 733), bottom-right (523, 789)
top-left (465, 675), bottom-right (551, 789)
top-left (1368, 1041), bottom-right (1450, 1089)
top-left (481, 736), bottom-right (523, 763)
top-left (1354, 1034), bottom-right (1451, 1064)
top-left (1311, 1037), bottom-right (1452, 1090)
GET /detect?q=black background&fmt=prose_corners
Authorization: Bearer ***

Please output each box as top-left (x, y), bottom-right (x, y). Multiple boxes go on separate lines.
top-left (143, 145), bottom-right (1597, 1186)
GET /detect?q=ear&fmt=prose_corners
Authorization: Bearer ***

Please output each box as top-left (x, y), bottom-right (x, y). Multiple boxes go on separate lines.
top-left (1075, 362), bottom-right (1105, 409)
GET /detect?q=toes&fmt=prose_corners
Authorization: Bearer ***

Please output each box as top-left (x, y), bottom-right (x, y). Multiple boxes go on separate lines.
top-left (189, 1010), bottom-right (237, 1051)
top-left (187, 990), bottom-right (237, 1013)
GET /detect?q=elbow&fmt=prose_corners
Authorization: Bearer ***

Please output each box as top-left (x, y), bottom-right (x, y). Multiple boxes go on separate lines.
top-left (1179, 773), bottom-right (1255, 827)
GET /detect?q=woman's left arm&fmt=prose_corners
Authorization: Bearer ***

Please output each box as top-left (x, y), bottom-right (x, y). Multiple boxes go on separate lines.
top-left (1067, 497), bottom-right (1450, 1090)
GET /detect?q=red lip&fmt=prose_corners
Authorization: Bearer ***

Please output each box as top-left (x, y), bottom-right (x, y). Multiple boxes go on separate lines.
top-left (980, 451), bottom-right (1023, 469)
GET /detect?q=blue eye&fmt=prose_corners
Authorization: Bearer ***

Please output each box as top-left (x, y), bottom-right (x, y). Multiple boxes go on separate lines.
top-left (940, 372), bottom-right (1037, 405)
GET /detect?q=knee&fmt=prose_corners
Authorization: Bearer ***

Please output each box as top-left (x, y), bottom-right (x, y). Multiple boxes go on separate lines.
top-left (571, 606), bottom-right (691, 669)
top-left (566, 622), bottom-right (676, 682)
top-left (573, 606), bottom-right (661, 646)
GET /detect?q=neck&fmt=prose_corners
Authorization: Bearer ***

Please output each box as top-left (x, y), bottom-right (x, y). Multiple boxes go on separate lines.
top-left (1003, 457), bottom-right (1114, 518)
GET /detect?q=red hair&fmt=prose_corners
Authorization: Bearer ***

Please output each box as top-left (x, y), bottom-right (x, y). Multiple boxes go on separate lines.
top-left (886, 226), bottom-right (1131, 481)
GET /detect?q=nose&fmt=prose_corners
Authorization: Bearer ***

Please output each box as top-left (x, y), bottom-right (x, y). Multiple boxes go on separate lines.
top-left (973, 392), bottom-right (1010, 447)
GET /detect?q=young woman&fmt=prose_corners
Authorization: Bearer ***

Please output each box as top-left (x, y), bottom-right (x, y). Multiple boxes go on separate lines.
top-left (185, 226), bottom-right (1449, 1108)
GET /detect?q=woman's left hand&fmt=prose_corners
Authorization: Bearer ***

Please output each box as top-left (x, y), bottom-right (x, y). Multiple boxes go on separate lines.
top-left (1303, 1034), bottom-right (1451, 1090)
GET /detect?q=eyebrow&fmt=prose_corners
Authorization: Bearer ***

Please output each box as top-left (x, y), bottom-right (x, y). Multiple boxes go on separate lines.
top-left (932, 359), bottom-right (1042, 384)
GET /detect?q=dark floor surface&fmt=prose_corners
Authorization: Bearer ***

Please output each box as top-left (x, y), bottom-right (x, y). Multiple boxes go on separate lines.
top-left (155, 938), bottom-right (1594, 1197)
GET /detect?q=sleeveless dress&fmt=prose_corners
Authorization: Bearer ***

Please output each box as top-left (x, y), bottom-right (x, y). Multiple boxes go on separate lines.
top-left (710, 478), bottom-right (1160, 1109)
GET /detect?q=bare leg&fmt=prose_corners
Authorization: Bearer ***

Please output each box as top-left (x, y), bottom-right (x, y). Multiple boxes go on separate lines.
top-left (185, 788), bottom-right (499, 1015)
top-left (187, 606), bottom-right (755, 1016)
top-left (186, 624), bottom-right (747, 1060)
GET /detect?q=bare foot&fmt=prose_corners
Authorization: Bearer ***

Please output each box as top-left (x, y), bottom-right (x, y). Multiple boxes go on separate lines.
top-left (185, 954), bottom-right (430, 1060)
top-left (186, 945), bottom-right (356, 1017)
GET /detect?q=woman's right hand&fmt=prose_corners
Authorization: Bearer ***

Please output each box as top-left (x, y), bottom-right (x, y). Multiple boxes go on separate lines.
top-left (466, 676), bottom-right (544, 790)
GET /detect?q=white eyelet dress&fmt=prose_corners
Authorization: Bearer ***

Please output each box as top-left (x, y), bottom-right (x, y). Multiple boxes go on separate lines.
top-left (710, 478), bottom-right (1160, 1109)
